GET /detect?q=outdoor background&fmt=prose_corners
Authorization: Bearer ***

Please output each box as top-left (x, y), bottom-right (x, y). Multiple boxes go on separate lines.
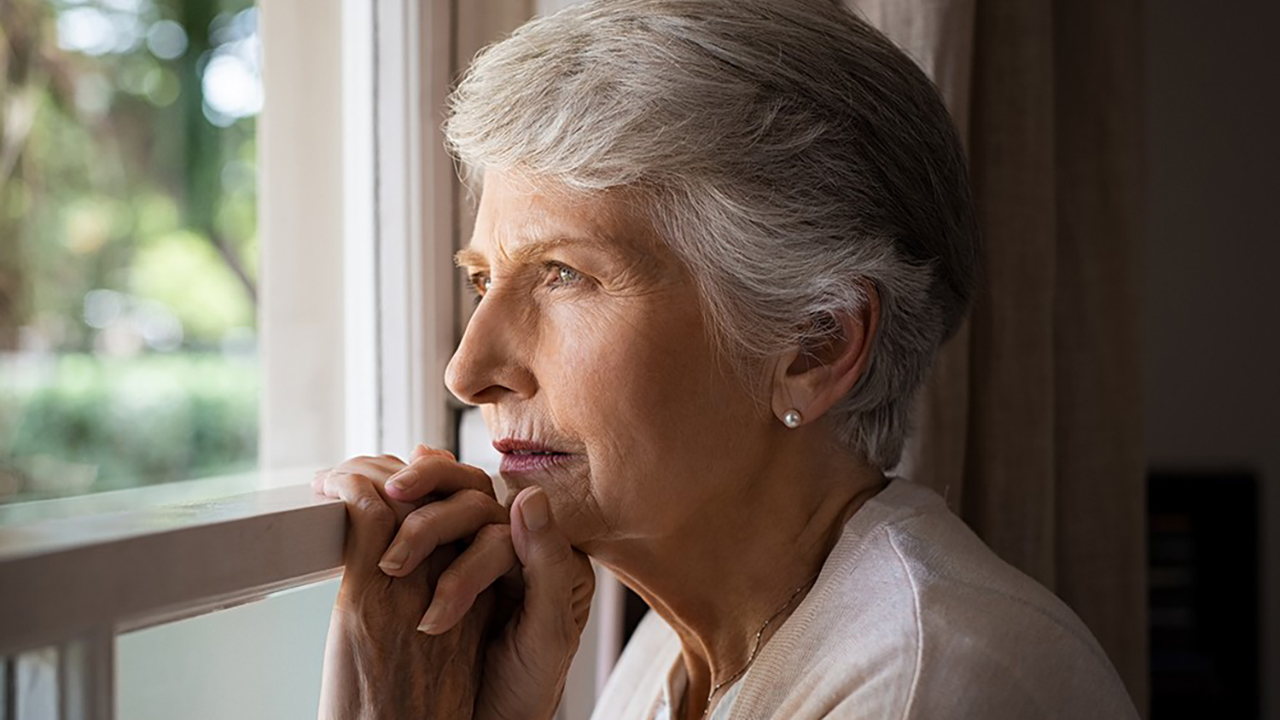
top-left (0, 0), bottom-right (260, 504)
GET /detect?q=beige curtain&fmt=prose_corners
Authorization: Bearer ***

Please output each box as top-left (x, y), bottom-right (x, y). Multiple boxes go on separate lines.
top-left (852, 0), bottom-right (1148, 713)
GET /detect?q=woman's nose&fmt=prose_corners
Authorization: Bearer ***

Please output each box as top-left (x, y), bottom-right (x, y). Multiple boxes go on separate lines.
top-left (444, 296), bottom-right (537, 406)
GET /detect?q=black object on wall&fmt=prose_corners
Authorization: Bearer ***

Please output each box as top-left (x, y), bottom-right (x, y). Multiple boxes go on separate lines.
top-left (1149, 470), bottom-right (1259, 719)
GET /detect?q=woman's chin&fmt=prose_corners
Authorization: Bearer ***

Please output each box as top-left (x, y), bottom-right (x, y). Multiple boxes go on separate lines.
top-left (494, 458), bottom-right (596, 545)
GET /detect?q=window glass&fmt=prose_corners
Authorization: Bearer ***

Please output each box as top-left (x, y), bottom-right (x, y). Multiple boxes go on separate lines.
top-left (0, 0), bottom-right (260, 504)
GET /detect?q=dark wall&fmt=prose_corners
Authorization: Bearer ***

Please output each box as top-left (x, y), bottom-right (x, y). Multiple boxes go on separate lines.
top-left (1143, 1), bottom-right (1280, 717)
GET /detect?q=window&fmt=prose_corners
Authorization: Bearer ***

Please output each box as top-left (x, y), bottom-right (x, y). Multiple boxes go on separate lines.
top-left (0, 0), bottom-right (262, 505)
top-left (0, 2), bottom-right (619, 719)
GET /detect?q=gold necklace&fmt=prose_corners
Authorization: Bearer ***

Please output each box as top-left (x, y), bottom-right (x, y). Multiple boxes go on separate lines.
top-left (696, 570), bottom-right (822, 719)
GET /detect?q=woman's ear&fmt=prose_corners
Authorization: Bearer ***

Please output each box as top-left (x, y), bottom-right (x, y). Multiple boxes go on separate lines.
top-left (770, 284), bottom-right (881, 427)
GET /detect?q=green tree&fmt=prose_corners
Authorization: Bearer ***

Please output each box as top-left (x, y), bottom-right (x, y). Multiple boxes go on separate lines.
top-left (0, 0), bottom-right (261, 502)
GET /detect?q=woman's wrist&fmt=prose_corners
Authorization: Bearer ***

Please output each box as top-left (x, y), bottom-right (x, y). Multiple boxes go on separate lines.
top-left (320, 605), bottom-right (486, 720)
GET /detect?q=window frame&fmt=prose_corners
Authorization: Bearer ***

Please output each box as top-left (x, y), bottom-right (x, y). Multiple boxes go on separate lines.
top-left (0, 2), bottom-right (623, 718)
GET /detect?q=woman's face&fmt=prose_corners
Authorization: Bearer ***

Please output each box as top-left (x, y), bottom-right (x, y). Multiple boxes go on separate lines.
top-left (446, 171), bottom-right (772, 552)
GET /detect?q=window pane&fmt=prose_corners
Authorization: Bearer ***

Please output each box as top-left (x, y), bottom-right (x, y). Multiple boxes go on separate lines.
top-left (116, 580), bottom-right (338, 720)
top-left (0, 0), bottom-right (261, 505)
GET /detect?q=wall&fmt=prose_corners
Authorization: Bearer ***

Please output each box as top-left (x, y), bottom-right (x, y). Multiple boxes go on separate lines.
top-left (1143, 2), bottom-right (1280, 717)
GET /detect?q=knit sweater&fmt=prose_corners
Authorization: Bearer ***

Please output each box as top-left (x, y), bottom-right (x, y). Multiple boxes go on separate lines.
top-left (589, 478), bottom-right (1140, 719)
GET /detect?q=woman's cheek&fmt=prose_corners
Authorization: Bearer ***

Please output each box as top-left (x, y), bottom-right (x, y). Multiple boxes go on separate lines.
top-left (534, 297), bottom-right (612, 381)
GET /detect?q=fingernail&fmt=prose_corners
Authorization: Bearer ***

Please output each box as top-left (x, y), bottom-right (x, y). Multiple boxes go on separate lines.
top-left (523, 489), bottom-right (549, 531)
top-left (385, 470), bottom-right (410, 493)
top-left (378, 544), bottom-right (408, 572)
top-left (417, 600), bottom-right (448, 634)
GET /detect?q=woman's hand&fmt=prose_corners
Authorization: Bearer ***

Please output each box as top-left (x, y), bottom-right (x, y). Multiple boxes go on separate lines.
top-left (315, 450), bottom-right (499, 720)
top-left (369, 446), bottom-right (597, 720)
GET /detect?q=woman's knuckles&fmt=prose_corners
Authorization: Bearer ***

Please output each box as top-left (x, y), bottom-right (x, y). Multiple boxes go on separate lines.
top-left (399, 509), bottom-right (444, 544)
top-left (387, 498), bottom-right (505, 562)
top-left (388, 455), bottom-right (455, 492)
top-left (462, 487), bottom-right (500, 511)
top-left (475, 522), bottom-right (512, 544)
top-left (353, 494), bottom-right (394, 525)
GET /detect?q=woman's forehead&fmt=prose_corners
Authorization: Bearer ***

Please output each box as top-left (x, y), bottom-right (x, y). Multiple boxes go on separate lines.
top-left (456, 171), bottom-right (664, 269)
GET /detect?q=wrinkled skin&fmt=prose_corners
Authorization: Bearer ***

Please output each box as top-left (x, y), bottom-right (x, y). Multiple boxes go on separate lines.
top-left (316, 444), bottom-right (594, 720)
top-left (316, 161), bottom-right (874, 718)
top-left (317, 451), bottom-right (501, 720)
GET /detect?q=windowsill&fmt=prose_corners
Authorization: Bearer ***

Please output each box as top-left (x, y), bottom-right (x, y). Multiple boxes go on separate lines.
top-left (0, 472), bottom-right (345, 657)
top-left (0, 465), bottom-right (323, 527)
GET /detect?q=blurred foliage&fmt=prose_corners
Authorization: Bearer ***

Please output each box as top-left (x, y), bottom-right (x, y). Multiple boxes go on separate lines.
top-left (0, 0), bottom-right (261, 502)
top-left (130, 229), bottom-right (253, 339)
top-left (0, 353), bottom-right (257, 503)
top-left (1, 0), bottom-right (258, 349)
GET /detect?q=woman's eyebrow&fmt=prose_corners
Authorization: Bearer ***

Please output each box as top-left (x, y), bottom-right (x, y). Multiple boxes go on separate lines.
top-left (453, 247), bottom-right (488, 269)
top-left (453, 236), bottom-right (619, 269)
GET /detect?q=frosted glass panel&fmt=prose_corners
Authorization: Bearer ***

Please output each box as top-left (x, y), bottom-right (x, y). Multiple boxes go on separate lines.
top-left (117, 579), bottom-right (337, 720)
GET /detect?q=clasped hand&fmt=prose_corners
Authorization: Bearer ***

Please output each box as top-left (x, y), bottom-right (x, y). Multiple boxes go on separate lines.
top-left (314, 445), bottom-right (596, 720)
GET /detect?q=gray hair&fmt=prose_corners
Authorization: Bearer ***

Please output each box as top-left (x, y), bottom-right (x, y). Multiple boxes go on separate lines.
top-left (445, 0), bottom-right (978, 469)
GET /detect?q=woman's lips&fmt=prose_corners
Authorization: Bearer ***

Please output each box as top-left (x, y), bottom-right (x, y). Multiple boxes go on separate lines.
top-left (498, 451), bottom-right (576, 476)
top-left (493, 437), bottom-right (579, 476)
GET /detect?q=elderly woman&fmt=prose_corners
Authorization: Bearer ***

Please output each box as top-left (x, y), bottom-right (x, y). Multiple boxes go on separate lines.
top-left (313, 0), bottom-right (1140, 718)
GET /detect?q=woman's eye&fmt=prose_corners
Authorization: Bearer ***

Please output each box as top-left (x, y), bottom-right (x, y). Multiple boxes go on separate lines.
top-left (548, 263), bottom-right (583, 288)
top-left (468, 273), bottom-right (491, 301)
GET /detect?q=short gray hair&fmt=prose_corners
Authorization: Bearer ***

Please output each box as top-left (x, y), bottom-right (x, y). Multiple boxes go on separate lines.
top-left (445, 0), bottom-right (978, 469)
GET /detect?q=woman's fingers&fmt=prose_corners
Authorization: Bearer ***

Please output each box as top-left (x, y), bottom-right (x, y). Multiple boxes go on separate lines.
top-left (318, 458), bottom-right (422, 527)
top-left (412, 442), bottom-right (452, 461)
top-left (377, 489), bottom-right (510, 577)
top-left (312, 446), bottom-right (475, 502)
top-left (384, 454), bottom-right (494, 502)
top-left (417, 523), bottom-right (519, 634)
top-left (323, 471), bottom-right (397, 565)
top-left (313, 454), bottom-right (403, 496)
top-left (508, 487), bottom-right (597, 652)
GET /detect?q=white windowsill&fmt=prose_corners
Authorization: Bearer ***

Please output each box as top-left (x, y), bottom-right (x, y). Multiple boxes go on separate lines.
top-left (0, 475), bottom-right (344, 657)
top-left (0, 466), bottom-right (321, 527)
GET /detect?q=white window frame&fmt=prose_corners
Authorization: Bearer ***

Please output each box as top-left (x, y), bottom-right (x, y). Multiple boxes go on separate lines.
top-left (343, 0), bottom-right (456, 457)
top-left (0, 1), bottom-right (624, 718)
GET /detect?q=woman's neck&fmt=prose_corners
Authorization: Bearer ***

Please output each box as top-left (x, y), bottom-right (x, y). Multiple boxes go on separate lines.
top-left (593, 433), bottom-right (887, 720)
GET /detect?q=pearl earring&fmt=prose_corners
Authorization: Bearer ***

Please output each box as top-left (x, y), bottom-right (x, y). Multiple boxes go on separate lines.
top-left (782, 409), bottom-right (803, 428)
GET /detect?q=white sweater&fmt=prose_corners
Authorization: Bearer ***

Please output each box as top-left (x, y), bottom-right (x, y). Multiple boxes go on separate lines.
top-left (590, 478), bottom-right (1140, 719)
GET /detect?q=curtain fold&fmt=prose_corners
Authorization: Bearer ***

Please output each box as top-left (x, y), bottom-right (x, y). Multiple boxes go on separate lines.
top-left (852, 0), bottom-right (1148, 713)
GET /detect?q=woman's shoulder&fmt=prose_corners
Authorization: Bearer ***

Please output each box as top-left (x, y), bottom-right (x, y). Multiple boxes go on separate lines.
top-left (854, 479), bottom-right (1114, 655)
top-left (727, 478), bottom-right (1140, 718)
top-left (589, 480), bottom-right (1140, 719)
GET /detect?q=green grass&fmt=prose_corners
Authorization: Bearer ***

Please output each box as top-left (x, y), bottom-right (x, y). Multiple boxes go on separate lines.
top-left (0, 353), bottom-right (258, 504)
